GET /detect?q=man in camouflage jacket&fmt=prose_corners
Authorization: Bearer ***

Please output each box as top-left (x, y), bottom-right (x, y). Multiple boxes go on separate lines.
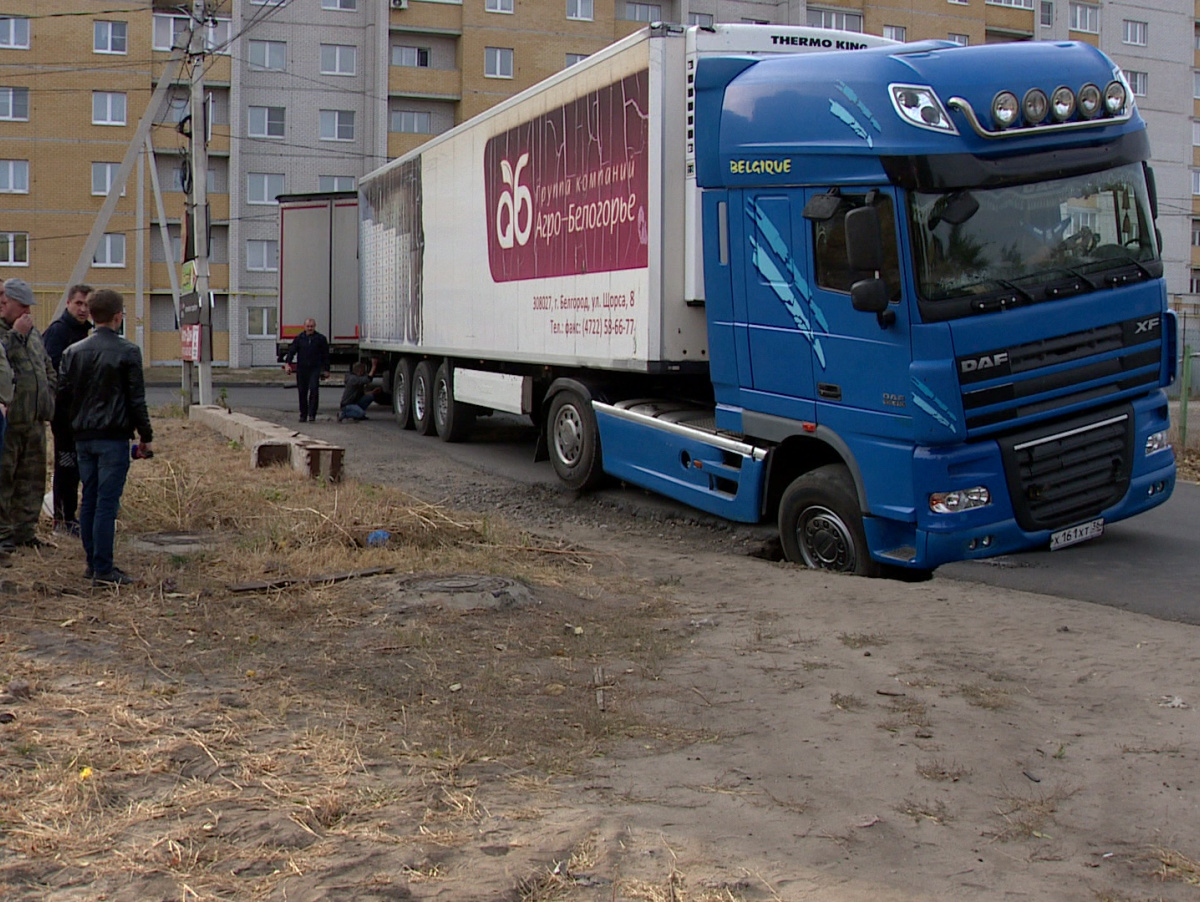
top-left (0, 278), bottom-right (56, 551)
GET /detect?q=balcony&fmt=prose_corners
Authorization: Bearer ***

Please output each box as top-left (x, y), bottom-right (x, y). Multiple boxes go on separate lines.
top-left (390, 66), bottom-right (462, 99)
top-left (390, 2), bottom-right (463, 35)
top-left (388, 132), bottom-right (437, 160)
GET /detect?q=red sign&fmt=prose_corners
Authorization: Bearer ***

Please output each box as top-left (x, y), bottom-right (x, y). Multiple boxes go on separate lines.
top-left (484, 70), bottom-right (650, 283)
top-left (181, 324), bottom-right (201, 362)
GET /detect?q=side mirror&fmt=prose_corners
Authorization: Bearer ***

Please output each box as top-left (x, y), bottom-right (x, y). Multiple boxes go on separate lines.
top-left (851, 278), bottom-right (895, 329)
top-left (845, 206), bottom-right (883, 273)
top-left (1145, 165), bottom-right (1158, 220)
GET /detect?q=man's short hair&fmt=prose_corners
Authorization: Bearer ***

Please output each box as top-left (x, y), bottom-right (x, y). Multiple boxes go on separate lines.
top-left (88, 289), bottom-right (125, 324)
top-left (68, 283), bottom-right (93, 300)
top-left (351, 362), bottom-right (366, 376)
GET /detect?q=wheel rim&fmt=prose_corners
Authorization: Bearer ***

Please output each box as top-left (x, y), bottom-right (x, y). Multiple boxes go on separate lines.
top-left (435, 377), bottom-right (449, 427)
top-left (413, 374), bottom-right (428, 422)
top-left (394, 370), bottom-right (408, 417)
top-left (796, 505), bottom-right (857, 572)
top-left (553, 404), bottom-right (583, 466)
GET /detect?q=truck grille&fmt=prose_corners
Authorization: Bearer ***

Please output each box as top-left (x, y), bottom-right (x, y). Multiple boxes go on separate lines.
top-left (957, 315), bottom-right (1160, 434)
top-left (997, 406), bottom-right (1133, 531)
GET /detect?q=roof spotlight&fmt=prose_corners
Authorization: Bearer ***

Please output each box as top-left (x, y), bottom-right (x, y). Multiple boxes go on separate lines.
top-left (1104, 80), bottom-right (1127, 115)
top-left (1077, 83), bottom-right (1102, 118)
top-left (1023, 88), bottom-right (1048, 124)
top-left (1050, 86), bottom-right (1075, 121)
top-left (991, 91), bottom-right (1019, 128)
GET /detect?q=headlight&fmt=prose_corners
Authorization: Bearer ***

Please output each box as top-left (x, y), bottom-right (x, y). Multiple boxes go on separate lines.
top-left (890, 84), bottom-right (958, 133)
top-left (929, 486), bottom-right (992, 514)
top-left (1104, 80), bottom-right (1127, 115)
top-left (1145, 430), bottom-right (1170, 455)
top-left (1050, 86), bottom-right (1075, 121)
top-left (1022, 88), bottom-right (1048, 124)
top-left (1078, 83), bottom-right (1102, 118)
top-left (991, 91), bottom-right (1019, 128)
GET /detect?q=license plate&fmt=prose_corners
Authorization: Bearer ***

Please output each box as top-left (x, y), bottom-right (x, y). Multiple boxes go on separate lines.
top-left (1050, 518), bottom-right (1104, 551)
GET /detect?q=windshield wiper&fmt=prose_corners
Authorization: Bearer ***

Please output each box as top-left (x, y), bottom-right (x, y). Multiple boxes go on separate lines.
top-left (1038, 266), bottom-right (1098, 299)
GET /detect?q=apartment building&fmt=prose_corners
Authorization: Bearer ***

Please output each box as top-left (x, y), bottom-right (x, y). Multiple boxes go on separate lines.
top-left (1, 1), bottom-right (1196, 367)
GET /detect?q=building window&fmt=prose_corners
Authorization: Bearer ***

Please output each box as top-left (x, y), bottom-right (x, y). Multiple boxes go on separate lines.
top-left (0, 16), bottom-right (29, 49)
top-left (1194, 71), bottom-right (1200, 99)
top-left (689, 12), bottom-right (714, 26)
top-left (152, 14), bottom-right (230, 53)
top-left (1193, 121), bottom-right (1200, 146)
top-left (1068, 2), bottom-right (1098, 33)
top-left (390, 110), bottom-right (431, 133)
top-left (567, 0), bottom-right (594, 20)
top-left (0, 87), bottom-right (29, 121)
top-left (1040, 1), bottom-right (1053, 26)
top-left (248, 106), bottom-right (285, 138)
top-left (484, 47), bottom-right (514, 79)
top-left (93, 234), bottom-right (126, 268)
top-left (318, 175), bottom-right (355, 192)
top-left (1122, 20), bottom-right (1147, 45)
top-left (883, 25), bottom-right (906, 41)
top-left (320, 44), bottom-right (357, 76)
top-left (248, 172), bottom-right (285, 204)
top-left (248, 39), bottom-right (286, 71)
top-left (1192, 170), bottom-right (1200, 196)
top-left (248, 306), bottom-right (278, 338)
top-left (91, 162), bottom-right (126, 196)
top-left (626, 3), bottom-right (662, 23)
top-left (93, 92), bottom-right (127, 126)
top-left (0, 160), bottom-right (29, 194)
top-left (93, 21), bottom-right (127, 54)
top-left (0, 232), bottom-right (28, 266)
top-left (246, 239), bottom-right (279, 272)
top-left (319, 109), bottom-right (355, 141)
top-left (486, 0), bottom-right (514, 12)
top-left (1192, 221), bottom-right (1200, 247)
top-left (742, 17), bottom-right (770, 24)
top-left (987, 0), bottom-right (1032, 6)
top-left (392, 45), bottom-right (430, 68)
top-left (948, 0), bottom-right (967, 5)
top-left (1125, 71), bottom-right (1147, 97)
top-left (565, 53), bottom-right (589, 66)
top-left (172, 167), bottom-right (215, 194)
top-left (807, 8), bottom-right (863, 31)
top-left (321, 0), bottom-right (357, 9)
top-left (948, 33), bottom-right (969, 45)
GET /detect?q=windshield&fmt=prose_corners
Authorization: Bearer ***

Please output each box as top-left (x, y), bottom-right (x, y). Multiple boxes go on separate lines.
top-left (909, 163), bottom-right (1159, 305)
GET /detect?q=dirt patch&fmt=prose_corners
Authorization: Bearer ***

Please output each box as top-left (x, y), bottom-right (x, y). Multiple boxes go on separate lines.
top-left (2, 414), bottom-right (1199, 901)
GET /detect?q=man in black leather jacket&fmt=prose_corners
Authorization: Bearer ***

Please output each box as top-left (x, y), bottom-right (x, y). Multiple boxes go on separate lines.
top-left (42, 283), bottom-right (93, 535)
top-left (57, 290), bottom-right (153, 587)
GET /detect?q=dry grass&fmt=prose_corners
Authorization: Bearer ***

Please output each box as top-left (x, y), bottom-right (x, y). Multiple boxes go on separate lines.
top-left (916, 758), bottom-right (970, 782)
top-left (838, 632), bottom-right (888, 649)
top-left (991, 783), bottom-right (1077, 841)
top-left (829, 692), bottom-right (866, 711)
top-left (957, 683), bottom-right (1013, 710)
top-left (1148, 846), bottom-right (1200, 886)
top-left (879, 696), bottom-right (931, 733)
top-left (898, 798), bottom-right (951, 825)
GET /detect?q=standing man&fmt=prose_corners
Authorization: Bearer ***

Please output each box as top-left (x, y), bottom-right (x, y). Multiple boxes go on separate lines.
top-left (57, 289), bottom-right (152, 586)
top-left (283, 317), bottom-right (330, 422)
top-left (0, 278), bottom-right (56, 553)
top-left (42, 284), bottom-right (93, 536)
top-left (0, 341), bottom-right (12, 564)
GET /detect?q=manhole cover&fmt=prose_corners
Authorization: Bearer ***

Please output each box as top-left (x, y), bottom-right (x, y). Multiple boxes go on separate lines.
top-left (401, 575), bottom-right (515, 594)
top-left (383, 574), bottom-right (534, 612)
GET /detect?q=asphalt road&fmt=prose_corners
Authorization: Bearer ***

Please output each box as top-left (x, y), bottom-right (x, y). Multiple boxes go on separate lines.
top-left (148, 382), bottom-right (1200, 624)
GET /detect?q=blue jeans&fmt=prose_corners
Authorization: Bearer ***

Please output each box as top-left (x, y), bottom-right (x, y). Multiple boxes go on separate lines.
top-left (76, 439), bottom-right (131, 576)
top-left (340, 395), bottom-right (376, 420)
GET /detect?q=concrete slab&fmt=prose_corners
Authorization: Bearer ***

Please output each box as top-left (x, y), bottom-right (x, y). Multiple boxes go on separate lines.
top-left (188, 405), bottom-right (343, 481)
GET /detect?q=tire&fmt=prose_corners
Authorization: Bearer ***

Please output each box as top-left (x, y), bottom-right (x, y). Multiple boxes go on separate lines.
top-left (547, 390), bottom-right (603, 490)
top-left (411, 359), bottom-right (436, 436)
top-left (392, 357), bottom-right (414, 430)
top-left (778, 464), bottom-right (880, 577)
top-left (433, 361), bottom-right (475, 443)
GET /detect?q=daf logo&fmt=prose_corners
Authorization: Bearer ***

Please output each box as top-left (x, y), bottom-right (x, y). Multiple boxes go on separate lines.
top-left (1134, 316), bottom-right (1160, 334)
top-left (960, 352), bottom-right (1009, 374)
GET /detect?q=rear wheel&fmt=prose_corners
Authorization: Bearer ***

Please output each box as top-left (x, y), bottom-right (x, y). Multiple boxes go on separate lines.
top-left (547, 390), bottom-right (603, 490)
top-left (392, 357), bottom-right (414, 430)
top-left (412, 360), bottom-right (436, 436)
top-left (778, 464), bottom-right (880, 577)
top-left (433, 362), bottom-right (475, 443)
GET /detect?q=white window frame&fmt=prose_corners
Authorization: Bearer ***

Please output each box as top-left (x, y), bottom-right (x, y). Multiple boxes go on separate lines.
top-left (320, 44), bottom-right (357, 76)
top-left (318, 175), bottom-right (356, 192)
top-left (0, 87), bottom-right (29, 121)
top-left (92, 92), bottom-right (127, 126)
top-left (91, 162), bottom-right (127, 197)
top-left (1122, 20), bottom-right (1146, 46)
top-left (1193, 121), bottom-right (1200, 147)
top-left (627, 2), bottom-right (662, 23)
top-left (390, 110), bottom-right (431, 134)
top-left (319, 109), bottom-right (356, 141)
top-left (0, 232), bottom-right (28, 266)
top-left (1126, 70), bottom-right (1147, 97)
top-left (1192, 170), bottom-right (1200, 197)
top-left (246, 239), bottom-right (279, 272)
top-left (0, 16), bottom-right (29, 49)
top-left (93, 21), bottom-right (127, 54)
top-left (1195, 72), bottom-right (1200, 100)
top-left (486, 0), bottom-right (515, 12)
top-left (247, 172), bottom-right (285, 205)
top-left (171, 167), bottom-right (216, 194)
top-left (567, 0), bottom-right (594, 21)
top-left (153, 14), bottom-right (231, 53)
top-left (248, 39), bottom-right (286, 71)
top-left (247, 306), bottom-right (278, 339)
top-left (392, 45), bottom-right (430, 68)
top-left (883, 25), bottom-right (906, 41)
top-left (948, 33), bottom-right (969, 45)
top-left (248, 105), bottom-right (286, 138)
top-left (484, 47), bottom-right (514, 79)
top-left (807, 7), bottom-right (863, 31)
top-left (987, 0), bottom-right (1033, 6)
top-left (1192, 270), bottom-right (1200, 294)
top-left (1040, 1), bottom-right (1053, 26)
top-left (1068, 2), bottom-right (1099, 33)
top-left (321, 0), bottom-right (357, 9)
top-left (948, 0), bottom-right (968, 5)
top-left (688, 12), bottom-right (714, 27)
top-left (565, 53), bottom-right (589, 66)
top-left (93, 233), bottom-right (126, 268)
top-left (1192, 221), bottom-right (1200, 247)
top-left (0, 160), bottom-right (29, 194)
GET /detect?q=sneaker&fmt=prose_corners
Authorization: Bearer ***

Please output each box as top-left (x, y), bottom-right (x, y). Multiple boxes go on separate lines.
top-left (299, 415), bottom-right (308, 423)
top-left (336, 412), bottom-right (344, 422)
top-left (92, 568), bottom-right (136, 587)
top-left (83, 567), bottom-right (93, 580)
top-left (54, 520), bottom-right (81, 537)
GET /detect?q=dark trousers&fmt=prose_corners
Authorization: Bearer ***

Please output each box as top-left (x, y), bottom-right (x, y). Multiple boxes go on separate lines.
top-left (51, 420), bottom-right (80, 524)
top-left (296, 367), bottom-right (322, 419)
top-left (77, 438), bottom-right (131, 576)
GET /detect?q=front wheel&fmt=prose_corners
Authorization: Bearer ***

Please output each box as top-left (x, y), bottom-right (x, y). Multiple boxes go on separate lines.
top-left (411, 359), bottom-right (436, 436)
top-left (547, 390), bottom-right (603, 490)
top-left (392, 357), bottom-right (414, 430)
top-left (778, 464), bottom-right (880, 577)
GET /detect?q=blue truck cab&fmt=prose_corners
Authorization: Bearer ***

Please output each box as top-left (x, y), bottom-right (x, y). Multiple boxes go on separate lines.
top-left (678, 39), bottom-right (1175, 574)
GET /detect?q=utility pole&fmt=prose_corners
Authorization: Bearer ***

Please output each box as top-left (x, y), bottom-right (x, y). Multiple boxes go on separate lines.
top-left (189, 0), bottom-right (214, 406)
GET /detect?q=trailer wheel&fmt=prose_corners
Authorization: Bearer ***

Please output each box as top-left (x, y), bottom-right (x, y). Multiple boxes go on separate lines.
top-left (392, 357), bottom-right (414, 430)
top-left (433, 362), bottom-right (475, 443)
top-left (778, 465), bottom-right (880, 577)
top-left (411, 360), bottom-right (436, 436)
top-left (547, 390), bottom-right (603, 490)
